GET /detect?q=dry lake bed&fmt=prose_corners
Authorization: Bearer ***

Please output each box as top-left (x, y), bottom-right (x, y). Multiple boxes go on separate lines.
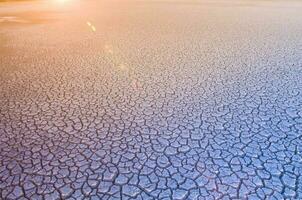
top-left (0, 0), bottom-right (302, 199)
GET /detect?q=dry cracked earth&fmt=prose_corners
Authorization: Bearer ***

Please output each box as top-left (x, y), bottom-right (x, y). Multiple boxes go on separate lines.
top-left (0, 0), bottom-right (302, 199)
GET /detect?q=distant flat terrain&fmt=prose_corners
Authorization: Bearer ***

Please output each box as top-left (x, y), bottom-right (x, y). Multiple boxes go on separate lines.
top-left (0, 0), bottom-right (302, 199)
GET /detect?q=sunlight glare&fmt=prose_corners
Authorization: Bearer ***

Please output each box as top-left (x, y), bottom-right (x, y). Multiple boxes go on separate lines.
top-left (55, 0), bottom-right (71, 4)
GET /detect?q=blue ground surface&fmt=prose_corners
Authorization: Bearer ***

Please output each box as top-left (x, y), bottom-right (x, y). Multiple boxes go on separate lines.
top-left (0, 0), bottom-right (302, 199)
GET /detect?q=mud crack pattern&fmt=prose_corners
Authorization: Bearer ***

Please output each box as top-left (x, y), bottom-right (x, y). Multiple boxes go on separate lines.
top-left (0, 0), bottom-right (302, 199)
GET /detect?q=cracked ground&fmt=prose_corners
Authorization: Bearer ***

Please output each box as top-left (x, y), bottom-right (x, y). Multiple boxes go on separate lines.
top-left (0, 0), bottom-right (302, 199)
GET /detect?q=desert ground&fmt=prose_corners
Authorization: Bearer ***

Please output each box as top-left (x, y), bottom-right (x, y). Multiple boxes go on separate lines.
top-left (0, 0), bottom-right (302, 199)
